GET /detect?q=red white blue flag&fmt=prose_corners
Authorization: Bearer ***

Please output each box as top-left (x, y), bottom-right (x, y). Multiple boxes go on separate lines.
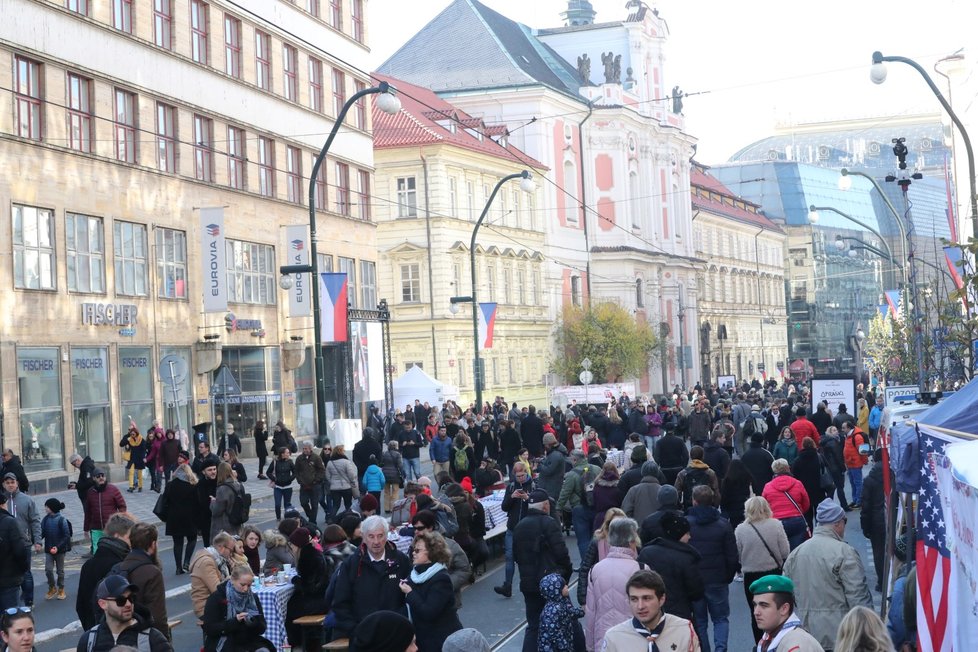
top-left (884, 290), bottom-right (902, 318)
top-left (319, 273), bottom-right (348, 343)
top-left (477, 302), bottom-right (497, 349)
top-left (917, 430), bottom-right (954, 652)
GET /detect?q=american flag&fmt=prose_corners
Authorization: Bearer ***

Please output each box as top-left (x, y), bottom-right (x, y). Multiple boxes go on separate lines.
top-left (917, 430), bottom-right (953, 652)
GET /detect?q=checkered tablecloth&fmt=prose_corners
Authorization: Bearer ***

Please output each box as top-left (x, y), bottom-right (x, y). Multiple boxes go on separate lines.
top-left (481, 495), bottom-right (506, 532)
top-left (254, 578), bottom-right (295, 648)
top-left (607, 449), bottom-right (626, 469)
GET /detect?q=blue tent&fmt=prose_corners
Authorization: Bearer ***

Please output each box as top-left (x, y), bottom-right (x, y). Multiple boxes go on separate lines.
top-left (916, 378), bottom-right (978, 437)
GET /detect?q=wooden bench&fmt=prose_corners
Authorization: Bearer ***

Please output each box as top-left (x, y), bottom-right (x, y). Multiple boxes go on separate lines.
top-left (323, 638), bottom-right (350, 651)
top-left (292, 614), bottom-right (327, 650)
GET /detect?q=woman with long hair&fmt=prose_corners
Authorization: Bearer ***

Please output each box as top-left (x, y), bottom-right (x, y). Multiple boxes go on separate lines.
top-left (791, 437), bottom-right (826, 531)
top-left (222, 448), bottom-right (248, 482)
top-left (400, 530), bottom-right (462, 651)
top-left (576, 507), bottom-right (626, 606)
top-left (0, 609), bottom-right (34, 652)
top-left (163, 462), bottom-right (200, 574)
top-left (210, 462), bottom-right (244, 540)
top-left (734, 496), bottom-right (789, 643)
top-left (591, 461), bottom-right (622, 530)
top-left (773, 426), bottom-right (799, 465)
top-left (240, 525), bottom-right (262, 575)
top-left (719, 458), bottom-right (754, 529)
top-left (834, 605), bottom-right (892, 652)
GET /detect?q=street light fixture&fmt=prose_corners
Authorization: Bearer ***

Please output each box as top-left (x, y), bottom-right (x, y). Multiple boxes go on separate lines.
top-left (808, 205), bottom-right (896, 267)
top-left (278, 81), bottom-right (401, 440)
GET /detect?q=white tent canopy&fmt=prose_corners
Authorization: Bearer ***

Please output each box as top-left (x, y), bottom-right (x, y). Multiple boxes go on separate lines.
top-left (392, 366), bottom-right (458, 408)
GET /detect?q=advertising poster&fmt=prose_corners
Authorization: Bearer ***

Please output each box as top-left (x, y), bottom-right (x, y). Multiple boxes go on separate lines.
top-left (199, 207), bottom-right (227, 313)
top-left (284, 224), bottom-right (311, 317)
top-left (717, 375), bottom-right (736, 391)
top-left (551, 382), bottom-right (637, 406)
top-left (351, 321), bottom-right (385, 403)
top-left (810, 375), bottom-right (855, 417)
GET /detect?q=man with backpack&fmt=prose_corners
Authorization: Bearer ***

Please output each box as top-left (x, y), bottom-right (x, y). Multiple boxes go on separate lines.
top-left (76, 575), bottom-right (172, 652)
top-left (556, 450), bottom-right (602, 559)
top-left (674, 446), bottom-right (719, 511)
top-left (841, 422), bottom-right (869, 509)
top-left (739, 405), bottom-right (768, 458)
top-left (111, 522), bottom-right (169, 639)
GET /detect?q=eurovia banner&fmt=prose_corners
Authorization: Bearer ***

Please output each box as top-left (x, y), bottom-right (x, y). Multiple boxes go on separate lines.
top-left (810, 375), bottom-right (856, 418)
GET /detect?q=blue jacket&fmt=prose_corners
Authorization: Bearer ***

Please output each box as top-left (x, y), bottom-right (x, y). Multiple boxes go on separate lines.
top-left (686, 504), bottom-right (739, 584)
top-left (362, 465), bottom-right (385, 492)
top-left (41, 513), bottom-right (71, 552)
top-left (429, 434), bottom-right (452, 463)
top-left (869, 405), bottom-right (884, 430)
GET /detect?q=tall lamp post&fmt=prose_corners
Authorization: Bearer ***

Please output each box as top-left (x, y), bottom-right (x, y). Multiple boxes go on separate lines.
top-left (870, 51), bottom-right (978, 239)
top-left (450, 170), bottom-right (535, 410)
top-left (279, 81), bottom-right (401, 440)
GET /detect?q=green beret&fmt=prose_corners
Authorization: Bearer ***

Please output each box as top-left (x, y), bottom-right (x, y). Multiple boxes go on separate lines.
top-left (749, 574), bottom-right (794, 595)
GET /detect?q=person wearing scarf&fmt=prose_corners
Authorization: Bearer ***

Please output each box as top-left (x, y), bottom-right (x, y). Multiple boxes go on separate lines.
top-left (600, 569), bottom-right (699, 652)
top-left (201, 564), bottom-right (274, 652)
top-left (399, 530), bottom-right (461, 651)
top-left (748, 575), bottom-right (822, 652)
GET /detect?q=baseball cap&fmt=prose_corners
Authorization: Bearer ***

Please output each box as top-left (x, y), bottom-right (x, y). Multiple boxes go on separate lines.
top-left (527, 488), bottom-right (550, 504)
top-left (2, 473), bottom-right (17, 482)
top-left (97, 574), bottom-right (138, 600)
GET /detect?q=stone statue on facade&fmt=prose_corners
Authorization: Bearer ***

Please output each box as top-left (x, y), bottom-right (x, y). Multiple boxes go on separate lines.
top-left (601, 52), bottom-right (615, 83)
top-left (672, 86), bottom-right (684, 114)
top-left (577, 53), bottom-right (591, 85)
top-left (612, 55), bottom-right (621, 84)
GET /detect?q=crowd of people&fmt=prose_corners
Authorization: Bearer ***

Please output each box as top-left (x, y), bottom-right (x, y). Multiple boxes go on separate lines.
top-left (0, 381), bottom-right (909, 651)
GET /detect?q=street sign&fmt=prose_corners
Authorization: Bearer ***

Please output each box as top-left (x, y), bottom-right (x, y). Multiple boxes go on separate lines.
top-left (579, 370), bottom-right (594, 384)
top-left (581, 357), bottom-right (592, 371)
top-left (158, 354), bottom-right (188, 385)
top-left (210, 365), bottom-right (242, 396)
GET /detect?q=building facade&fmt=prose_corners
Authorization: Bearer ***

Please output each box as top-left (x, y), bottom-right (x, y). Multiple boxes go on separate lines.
top-left (2, 0), bottom-right (374, 484)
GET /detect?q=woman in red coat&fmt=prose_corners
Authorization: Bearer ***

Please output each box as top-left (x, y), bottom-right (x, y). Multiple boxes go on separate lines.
top-left (761, 458), bottom-right (810, 550)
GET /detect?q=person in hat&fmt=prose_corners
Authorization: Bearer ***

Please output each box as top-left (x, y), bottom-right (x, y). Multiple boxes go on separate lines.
top-left (748, 574), bottom-right (822, 652)
top-left (82, 469), bottom-right (126, 554)
top-left (443, 628), bottom-right (489, 652)
top-left (76, 514), bottom-right (136, 629)
top-left (637, 512), bottom-right (704, 621)
top-left (350, 610), bottom-right (417, 652)
top-left (196, 458), bottom-right (220, 546)
top-left (783, 499), bottom-right (872, 649)
top-left (536, 433), bottom-right (567, 502)
top-left (41, 498), bottom-right (71, 600)
top-left (600, 569), bottom-right (700, 652)
top-left (512, 487), bottom-right (573, 651)
top-left (76, 575), bottom-right (172, 652)
top-left (0, 492), bottom-right (29, 611)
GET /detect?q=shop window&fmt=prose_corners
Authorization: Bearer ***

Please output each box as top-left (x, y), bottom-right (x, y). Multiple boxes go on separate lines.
top-left (160, 346), bottom-right (193, 434)
top-left (119, 347), bottom-right (154, 441)
top-left (71, 347), bottom-right (112, 462)
top-left (17, 347), bottom-right (65, 473)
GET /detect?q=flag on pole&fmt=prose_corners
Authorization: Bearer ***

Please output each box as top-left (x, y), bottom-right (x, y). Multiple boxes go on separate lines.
top-left (884, 290), bottom-right (902, 318)
top-left (944, 245), bottom-right (966, 293)
top-left (878, 304), bottom-right (890, 320)
top-left (917, 429), bottom-right (954, 652)
top-left (477, 302), bottom-right (498, 349)
top-left (319, 273), bottom-right (348, 343)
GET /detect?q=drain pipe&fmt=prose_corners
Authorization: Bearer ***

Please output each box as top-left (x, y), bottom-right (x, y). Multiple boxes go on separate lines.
top-left (420, 152), bottom-right (439, 378)
top-left (577, 100), bottom-right (594, 304)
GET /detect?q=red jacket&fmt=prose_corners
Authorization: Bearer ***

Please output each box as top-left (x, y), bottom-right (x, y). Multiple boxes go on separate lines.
top-left (789, 417), bottom-right (820, 449)
top-left (762, 473), bottom-right (811, 520)
top-left (84, 483), bottom-right (127, 531)
top-left (843, 429), bottom-right (869, 469)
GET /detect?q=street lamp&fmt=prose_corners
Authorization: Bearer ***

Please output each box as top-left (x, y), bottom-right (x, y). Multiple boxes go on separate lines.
top-left (870, 51), bottom-right (978, 239)
top-left (808, 205), bottom-right (896, 267)
top-left (279, 81), bottom-right (401, 440)
top-left (460, 170), bottom-right (535, 410)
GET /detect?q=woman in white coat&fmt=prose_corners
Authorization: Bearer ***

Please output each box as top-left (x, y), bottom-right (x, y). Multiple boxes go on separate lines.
top-left (584, 517), bottom-right (643, 651)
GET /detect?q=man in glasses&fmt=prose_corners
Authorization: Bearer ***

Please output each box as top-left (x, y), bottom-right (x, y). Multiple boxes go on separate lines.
top-left (82, 470), bottom-right (127, 555)
top-left (0, 493), bottom-right (29, 610)
top-left (76, 513), bottom-right (136, 630)
top-left (77, 575), bottom-right (172, 652)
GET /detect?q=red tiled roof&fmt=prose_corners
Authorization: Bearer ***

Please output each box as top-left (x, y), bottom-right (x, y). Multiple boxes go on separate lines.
top-left (690, 165), bottom-right (782, 232)
top-left (372, 73), bottom-right (547, 170)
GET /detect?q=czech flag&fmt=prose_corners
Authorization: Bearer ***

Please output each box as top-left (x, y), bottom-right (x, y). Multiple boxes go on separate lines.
top-left (477, 302), bottom-right (498, 349)
top-left (943, 245), bottom-right (967, 292)
top-left (884, 290), bottom-right (902, 319)
top-left (319, 273), bottom-right (348, 343)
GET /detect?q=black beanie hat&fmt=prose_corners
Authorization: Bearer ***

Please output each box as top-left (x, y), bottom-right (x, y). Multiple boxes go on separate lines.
top-left (351, 610), bottom-right (415, 652)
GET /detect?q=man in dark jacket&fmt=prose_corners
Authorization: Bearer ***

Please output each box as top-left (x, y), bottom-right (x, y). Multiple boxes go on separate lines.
top-left (688, 400), bottom-right (713, 445)
top-left (114, 523), bottom-right (169, 639)
top-left (295, 441), bottom-right (327, 524)
top-left (396, 418), bottom-right (424, 483)
top-left (819, 426), bottom-right (849, 511)
top-left (0, 451), bottom-right (29, 493)
top-left (617, 445), bottom-right (667, 497)
top-left (627, 403), bottom-right (650, 439)
top-left (330, 515), bottom-right (411, 641)
top-left (640, 485), bottom-right (683, 546)
top-left (0, 493), bottom-right (29, 610)
top-left (83, 471), bottom-right (127, 555)
top-left (513, 489), bottom-right (572, 652)
top-left (832, 403), bottom-right (856, 432)
top-left (494, 461), bottom-right (535, 598)
top-left (653, 429), bottom-right (689, 486)
top-left (352, 429), bottom-right (383, 488)
top-left (77, 575), bottom-right (172, 652)
top-left (535, 434), bottom-right (566, 501)
top-left (520, 406), bottom-right (545, 457)
top-left (687, 486), bottom-right (738, 652)
top-left (638, 511), bottom-right (704, 621)
top-left (190, 441), bottom-right (220, 479)
top-left (860, 449), bottom-right (888, 591)
top-left (703, 426), bottom-right (731, 485)
top-left (76, 513), bottom-right (136, 629)
top-left (69, 453), bottom-right (97, 511)
top-left (741, 433), bottom-right (775, 496)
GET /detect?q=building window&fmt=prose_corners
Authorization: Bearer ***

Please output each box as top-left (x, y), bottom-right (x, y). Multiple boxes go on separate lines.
top-left (517, 268), bottom-right (525, 305)
top-left (317, 253), bottom-right (333, 273)
top-left (503, 267), bottom-right (512, 303)
top-left (17, 347), bottom-right (64, 473)
top-left (314, 156), bottom-right (327, 209)
top-left (360, 260), bottom-right (376, 308)
top-left (67, 346), bottom-right (111, 465)
top-left (258, 136), bottom-right (275, 197)
top-left (492, 358), bottom-right (499, 385)
top-left (453, 262), bottom-right (462, 290)
top-left (527, 193), bottom-right (535, 230)
top-left (227, 126), bottom-right (246, 190)
top-left (156, 227), bottom-right (187, 298)
top-left (255, 30), bottom-right (271, 90)
top-left (112, 0), bottom-right (132, 32)
top-left (15, 56), bottom-right (43, 141)
top-left (512, 189), bottom-right (520, 228)
top-left (113, 89), bottom-right (136, 163)
top-left (306, 0), bottom-right (319, 17)
top-left (351, 0), bottom-right (363, 42)
top-left (400, 263), bottom-right (420, 303)
top-left (564, 160), bottom-right (577, 222)
top-left (396, 177), bottom-right (417, 217)
top-left (308, 57), bottom-right (323, 112)
top-left (335, 162), bottom-right (350, 215)
top-left (636, 278), bottom-right (644, 307)
top-left (466, 180), bottom-right (475, 220)
top-left (286, 146), bottom-right (302, 203)
top-left (533, 270), bottom-right (541, 305)
top-left (226, 240), bottom-right (276, 305)
top-left (357, 169), bottom-right (371, 221)
top-left (570, 275), bottom-right (581, 306)
top-left (508, 357), bottom-right (516, 383)
top-left (339, 256), bottom-right (356, 307)
top-left (66, 213), bottom-right (105, 294)
top-left (66, 0), bottom-right (89, 15)
top-left (153, 0), bottom-right (172, 50)
top-left (156, 102), bottom-right (176, 172)
top-left (193, 114), bottom-right (214, 182)
top-left (113, 221), bottom-right (148, 296)
top-left (486, 264), bottom-right (495, 301)
top-left (354, 79), bottom-right (366, 129)
top-left (13, 204), bottom-right (56, 290)
top-left (66, 73), bottom-right (93, 153)
top-left (499, 188), bottom-right (506, 223)
top-left (224, 15), bottom-right (241, 78)
top-left (283, 44), bottom-right (298, 101)
top-left (332, 68), bottom-right (345, 116)
top-left (190, 0), bottom-right (208, 64)
top-left (448, 177), bottom-right (458, 215)
top-left (329, 0), bottom-right (341, 30)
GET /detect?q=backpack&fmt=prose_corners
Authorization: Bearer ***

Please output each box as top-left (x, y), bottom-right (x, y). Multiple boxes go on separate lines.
top-left (680, 467), bottom-right (710, 509)
top-left (744, 415), bottom-right (768, 437)
top-left (390, 497), bottom-right (414, 526)
top-left (434, 506), bottom-right (459, 537)
top-left (575, 466), bottom-right (595, 507)
top-left (84, 625), bottom-right (151, 652)
top-left (228, 484), bottom-right (252, 526)
top-left (60, 515), bottom-right (73, 552)
top-left (453, 446), bottom-right (470, 472)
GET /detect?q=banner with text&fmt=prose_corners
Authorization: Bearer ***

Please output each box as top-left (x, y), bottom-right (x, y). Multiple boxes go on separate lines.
top-left (285, 225), bottom-right (311, 317)
top-left (810, 375), bottom-right (855, 417)
top-left (199, 208), bottom-right (227, 313)
top-left (551, 382), bottom-right (637, 406)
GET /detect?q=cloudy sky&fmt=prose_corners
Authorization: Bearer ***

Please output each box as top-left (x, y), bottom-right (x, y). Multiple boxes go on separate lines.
top-left (368, 0), bottom-right (977, 164)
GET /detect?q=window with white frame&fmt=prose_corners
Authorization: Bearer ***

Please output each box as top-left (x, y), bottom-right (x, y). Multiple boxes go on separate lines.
top-left (114, 89), bottom-right (136, 163)
top-left (153, 0), bottom-right (172, 50)
top-left (286, 146), bottom-right (302, 203)
top-left (114, 221), bottom-right (148, 296)
top-left (453, 262), bottom-right (462, 291)
top-left (486, 263), bottom-right (495, 301)
top-left (113, 0), bottom-right (132, 32)
top-left (448, 177), bottom-right (458, 216)
top-left (503, 266), bottom-right (512, 304)
top-left (533, 269), bottom-right (541, 305)
top-left (190, 0), bottom-right (208, 64)
top-left (466, 180), bottom-right (475, 220)
top-left (224, 15), bottom-right (241, 78)
top-left (564, 160), bottom-right (577, 222)
top-left (527, 192), bottom-right (535, 230)
top-left (258, 136), bottom-right (274, 197)
top-left (66, 213), bottom-right (105, 293)
top-left (67, 73), bottom-right (93, 153)
top-left (396, 177), bottom-right (417, 217)
top-left (306, 0), bottom-right (319, 17)
top-left (226, 239), bottom-right (275, 305)
top-left (360, 260), bottom-right (376, 308)
top-left (316, 253), bottom-right (333, 273)
top-left (156, 227), bottom-right (187, 298)
top-left (14, 57), bottom-right (42, 141)
top-left (517, 268), bottom-right (525, 305)
top-left (283, 44), bottom-right (298, 101)
top-left (156, 102), bottom-right (176, 173)
top-left (508, 357), bottom-right (515, 383)
top-left (335, 162), bottom-right (350, 216)
top-left (227, 126), bottom-right (246, 190)
top-left (338, 256), bottom-right (356, 307)
top-left (308, 57), bottom-right (323, 112)
top-left (13, 204), bottom-right (56, 290)
top-left (193, 114), bottom-right (214, 182)
top-left (492, 358), bottom-right (499, 385)
top-left (400, 263), bottom-right (420, 303)
top-left (512, 189), bottom-right (520, 228)
top-left (255, 30), bottom-right (271, 90)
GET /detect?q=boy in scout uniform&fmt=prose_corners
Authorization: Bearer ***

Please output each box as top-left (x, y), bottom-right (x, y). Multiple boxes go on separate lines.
top-left (749, 575), bottom-right (823, 651)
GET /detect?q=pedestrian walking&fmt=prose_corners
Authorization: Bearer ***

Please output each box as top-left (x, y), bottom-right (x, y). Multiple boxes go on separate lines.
top-left (539, 573), bottom-right (584, 652)
top-left (860, 449), bottom-right (888, 591)
top-left (381, 441), bottom-right (404, 514)
top-left (325, 445), bottom-right (360, 517)
top-left (295, 441), bottom-right (326, 524)
top-left (267, 447), bottom-right (296, 521)
top-left (761, 458), bottom-right (810, 550)
top-left (68, 453), bottom-right (96, 531)
top-left (76, 575), bottom-right (172, 652)
top-left (687, 486), bottom-right (738, 652)
top-left (584, 518), bottom-right (641, 650)
top-left (76, 514), bottom-right (135, 629)
top-left (162, 463), bottom-right (199, 574)
top-left (253, 420), bottom-right (269, 479)
top-left (841, 422), bottom-right (869, 508)
top-left (734, 496), bottom-right (789, 643)
top-left (210, 462), bottom-right (244, 540)
top-left (41, 498), bottom-right (70, 601)
top-left (637, 512), bottom-right (704, 621)
top-left (114, 522), bottom-right (169, 639)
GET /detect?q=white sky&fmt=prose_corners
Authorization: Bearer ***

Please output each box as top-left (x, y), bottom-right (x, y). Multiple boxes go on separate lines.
top-left (368, 0), bottom-right (978, 165)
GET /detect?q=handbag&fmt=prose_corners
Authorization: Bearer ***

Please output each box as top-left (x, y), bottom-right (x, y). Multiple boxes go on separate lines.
top-left (749, 522), bottom-right (783, 574)
top-left (817, 454), bottom-right (836, 493)
top-left (782, 490), bottom-right (812, 539)
top-left (152, 491), bottom-right (169, 521)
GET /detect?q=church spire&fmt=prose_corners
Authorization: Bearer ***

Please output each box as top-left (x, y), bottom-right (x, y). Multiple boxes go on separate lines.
top-left (560, 0), bottom-right (596, 26)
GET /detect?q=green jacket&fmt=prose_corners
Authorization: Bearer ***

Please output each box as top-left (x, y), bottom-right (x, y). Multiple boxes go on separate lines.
top-left (556, 461), bottom-right (602, 512)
